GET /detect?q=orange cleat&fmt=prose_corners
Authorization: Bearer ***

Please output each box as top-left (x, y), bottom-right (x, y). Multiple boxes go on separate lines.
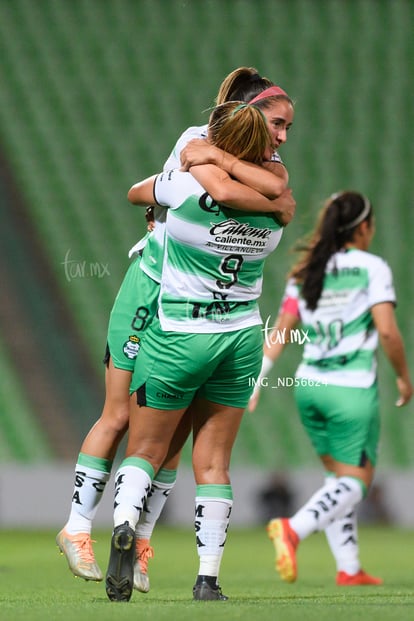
top-left (133, 538), bottom-right (154, 592)
top-left (267, 518), bottom-right (299, 583)
top-left (336, 570), bottom-right (383, 586)
top-left (56, 528), bottom-right (102, 581)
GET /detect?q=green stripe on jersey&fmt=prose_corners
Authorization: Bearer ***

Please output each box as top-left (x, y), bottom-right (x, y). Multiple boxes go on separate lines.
top-left (161, 293), bottom-right (258, 322)
top-left (304, 309), bottom-right (374, 341)
top-left (323, 267), bottom-right (369, 290)
top-left (304, 348), bottom-right (373, 370)
top-left (140, 232), bottom-right (164, 282)
top-left (343, 309), bottom-right (374, 337)
top-left (167, 237), bottom-right (263, 289)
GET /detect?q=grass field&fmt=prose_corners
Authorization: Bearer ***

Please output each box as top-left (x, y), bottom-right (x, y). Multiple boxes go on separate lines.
top-left (1, 526), bottom-right (413, 621)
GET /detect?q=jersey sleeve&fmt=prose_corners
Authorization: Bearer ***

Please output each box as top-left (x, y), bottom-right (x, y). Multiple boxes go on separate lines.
top-left (368, 257), bottom-right (396, 307)
top-left (153, 171), bottom-right (172, 207)
top-left (154, 169), bottom-right (192, 211)
top-left (163, 125), bottom-right (208, 171)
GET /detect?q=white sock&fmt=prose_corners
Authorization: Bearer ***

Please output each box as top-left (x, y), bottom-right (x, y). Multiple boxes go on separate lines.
top-left (323, 475), bottom-right (360, 574)
top-left (325, 508), bottom-right (360, 574)
top-left (195, 484), bottom-right (233, 579)
top-left (65, 454), bottom-right (111, 535)
top-left (113, 457), bottom-right (154, 529)
top-left (136, 468), bottom-right (177, 540)
top-left (290, 476), bottom-right (364, 540)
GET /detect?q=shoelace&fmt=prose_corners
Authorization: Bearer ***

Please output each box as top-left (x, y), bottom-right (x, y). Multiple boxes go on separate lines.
top-left (136, 541), bottom-right (154, 573)
top-left (72, 534), bottom-right (97, 563)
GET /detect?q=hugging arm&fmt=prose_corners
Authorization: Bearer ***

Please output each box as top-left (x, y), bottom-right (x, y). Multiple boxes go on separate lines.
top-left (127, 175), bottom-right (158, 205)
top-left (229, 159), bottom-right (294, 224)
top-left (180, 139), bottom-right (287, 200)
top-left (190, 164), bottom-right (295, 218)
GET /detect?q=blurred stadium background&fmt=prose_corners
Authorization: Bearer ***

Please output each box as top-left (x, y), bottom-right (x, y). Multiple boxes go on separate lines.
top-left (0, 0), bottom-right (413, 526)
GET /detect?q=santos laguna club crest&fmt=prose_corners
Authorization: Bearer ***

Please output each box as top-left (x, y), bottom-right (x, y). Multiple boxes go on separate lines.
top-left (123, 334), bottom-right (141, 360)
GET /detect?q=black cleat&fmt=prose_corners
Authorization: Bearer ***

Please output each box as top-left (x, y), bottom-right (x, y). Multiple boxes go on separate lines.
top-left (105, 521), bottom-right (136, 602)
top-left (193, 576), bottom-right (228, 601)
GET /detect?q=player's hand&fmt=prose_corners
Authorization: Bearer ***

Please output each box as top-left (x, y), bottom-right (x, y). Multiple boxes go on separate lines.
top-left (248, 389), bottom-right (261, 413)
top-left (180, 139), bottom-right (217, 170)
top-left (395, 376), bottom-right (413, 407)
top-left (272, 187), bottom-right (296, 226)
top-left (145, 205), bottom-right (155, 231)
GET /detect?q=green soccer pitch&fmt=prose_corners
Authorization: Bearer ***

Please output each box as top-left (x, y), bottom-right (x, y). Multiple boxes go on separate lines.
top-left (1, 526), bottom-right (413, 621)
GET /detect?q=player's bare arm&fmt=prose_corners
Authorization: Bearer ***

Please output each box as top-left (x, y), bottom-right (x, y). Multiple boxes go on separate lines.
top-left (190, 163), bottom-right (295, 216)
top-left (181, 138), bottom-right (287, 200)
top-left (127, 175), bottom-right (158, 205)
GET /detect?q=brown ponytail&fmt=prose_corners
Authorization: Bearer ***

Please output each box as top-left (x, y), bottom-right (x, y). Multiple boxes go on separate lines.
top-left (215, 67), bottom-right (274, 105)
top-left (208, 101), bottom-right (272, 164)
top-left (290, 192), bottom-right (373, 310)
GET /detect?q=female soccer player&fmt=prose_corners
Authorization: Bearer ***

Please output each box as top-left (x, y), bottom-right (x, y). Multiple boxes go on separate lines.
top-left (56, 68), bottom-right (295, 589)
top-left (105, 97), bottom-right (295, 602)
top-left (249, 190), bottom-right (413, 585)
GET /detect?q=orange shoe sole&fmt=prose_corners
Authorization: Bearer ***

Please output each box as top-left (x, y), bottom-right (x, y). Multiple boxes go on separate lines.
top-left (267, 518), bottom-right (298, 583)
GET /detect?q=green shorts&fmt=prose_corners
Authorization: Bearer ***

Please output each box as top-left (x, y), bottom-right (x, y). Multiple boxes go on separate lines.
top-left (106, 256), bottom-right (160, 371)
top-left (130, 318), bottom-right (263, 410)
top-left (294, 382), bottom-right (380, 467)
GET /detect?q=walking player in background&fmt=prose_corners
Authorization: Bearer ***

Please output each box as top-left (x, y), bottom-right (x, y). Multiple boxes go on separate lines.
top-left (249, 190), bottom-right (412, 585)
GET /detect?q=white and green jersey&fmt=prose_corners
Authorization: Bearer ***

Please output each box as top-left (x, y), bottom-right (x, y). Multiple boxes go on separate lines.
top-left (154, 168), bottom-right (284, 332)
top-left (130, 124), bottom-right (284, 283)
top-left (281, 248), bottom-right (396, 387)
top-left (129, 126), bottom-right (208, 281)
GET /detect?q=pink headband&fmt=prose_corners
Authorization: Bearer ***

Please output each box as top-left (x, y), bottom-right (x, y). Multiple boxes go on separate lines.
top-left (248, 85), bottom-right (289, 104)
